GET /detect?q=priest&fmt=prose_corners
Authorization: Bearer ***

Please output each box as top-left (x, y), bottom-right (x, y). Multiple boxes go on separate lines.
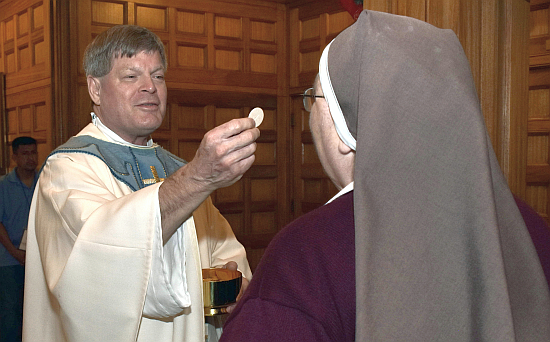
top-left (22, 25), bottom-right (257, 342)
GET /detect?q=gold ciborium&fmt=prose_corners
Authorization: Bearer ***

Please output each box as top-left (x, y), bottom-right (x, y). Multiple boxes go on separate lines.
top-left (202, 268), bottom-right (242, 316)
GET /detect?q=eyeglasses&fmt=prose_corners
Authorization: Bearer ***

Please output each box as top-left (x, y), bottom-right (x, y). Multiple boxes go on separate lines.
top-left (302, 87), bottom-right (325, 112)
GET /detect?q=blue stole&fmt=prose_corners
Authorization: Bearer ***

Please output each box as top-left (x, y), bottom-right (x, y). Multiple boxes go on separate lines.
top-left (43, 135), bottom-right (186, 191)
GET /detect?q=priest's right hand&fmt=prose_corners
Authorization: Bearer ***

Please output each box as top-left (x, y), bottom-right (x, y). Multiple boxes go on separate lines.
top-left (185, 117), bottom-right (259, 192)
top-left (159, 118), bottom-right (259, 243)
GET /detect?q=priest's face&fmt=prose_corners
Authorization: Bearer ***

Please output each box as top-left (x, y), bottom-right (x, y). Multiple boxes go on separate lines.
top-left (87, 50), bottom-right (167, 145)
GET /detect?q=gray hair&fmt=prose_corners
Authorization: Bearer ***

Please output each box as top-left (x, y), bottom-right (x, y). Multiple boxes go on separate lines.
top-left (83, 25), bottom-right (167, 77)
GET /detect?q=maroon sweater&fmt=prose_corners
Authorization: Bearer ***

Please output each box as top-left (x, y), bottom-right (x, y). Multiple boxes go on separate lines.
top-left (221, 191), bottom-right (355, 342)
top-left (514, 196), bottom-right (550, 288)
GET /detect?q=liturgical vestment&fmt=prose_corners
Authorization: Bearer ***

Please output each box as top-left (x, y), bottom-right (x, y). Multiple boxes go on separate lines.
top-left (22, 123), bottom-right (251, 342)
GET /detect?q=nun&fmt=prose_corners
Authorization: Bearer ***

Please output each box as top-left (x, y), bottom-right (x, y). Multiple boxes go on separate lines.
top-left (220, 10), bottom-right (550, 342)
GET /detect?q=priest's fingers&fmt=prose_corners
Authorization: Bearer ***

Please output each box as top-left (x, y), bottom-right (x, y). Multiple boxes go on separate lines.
top-left (236, 276), bottom-right (249, 302)
top-left (217, 117), bottom-right (257, 138)
top-left (208, 118), bottom-right (259, 152)
top-left (222, 261), bottom-right (238, 270)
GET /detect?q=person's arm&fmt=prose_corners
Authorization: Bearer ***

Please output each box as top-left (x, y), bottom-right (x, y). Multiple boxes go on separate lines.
top-left (159, 117), bottom-right (259, 243)
top-left (0, 222), bottom-right (25, 265)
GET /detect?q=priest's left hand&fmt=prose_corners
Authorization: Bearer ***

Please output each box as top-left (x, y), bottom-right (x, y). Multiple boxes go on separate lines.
top-left (222, 261), bottom-right (249, 314)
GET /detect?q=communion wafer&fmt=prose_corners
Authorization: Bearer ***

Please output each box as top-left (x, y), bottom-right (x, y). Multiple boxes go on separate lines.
top-left (248, 107), bottom-right (264, 127)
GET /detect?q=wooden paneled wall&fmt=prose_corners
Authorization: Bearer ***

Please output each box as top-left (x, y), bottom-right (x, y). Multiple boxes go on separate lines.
top-left (529, 0), bottom-right (550, 221)
top-left (0, 0), bottom-right (52, 171)
top-left (2, 0), bottom-right (536, 267)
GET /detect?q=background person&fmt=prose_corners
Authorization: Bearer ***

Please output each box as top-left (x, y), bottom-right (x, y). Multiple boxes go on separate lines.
top-left (220, 10), bottom-right (550, 341)
top-left (22, 25), bottom-right (257, 342)
top-left (0, 136), bottom-right (38, 342)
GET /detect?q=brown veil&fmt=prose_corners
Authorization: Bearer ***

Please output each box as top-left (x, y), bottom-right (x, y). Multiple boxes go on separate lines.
top-left (321, 10), bottom-right (550, 341)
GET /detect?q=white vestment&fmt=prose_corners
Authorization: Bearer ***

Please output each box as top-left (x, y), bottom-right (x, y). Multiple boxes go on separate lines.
top-left (22, 124), bottom-right (251, 342)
